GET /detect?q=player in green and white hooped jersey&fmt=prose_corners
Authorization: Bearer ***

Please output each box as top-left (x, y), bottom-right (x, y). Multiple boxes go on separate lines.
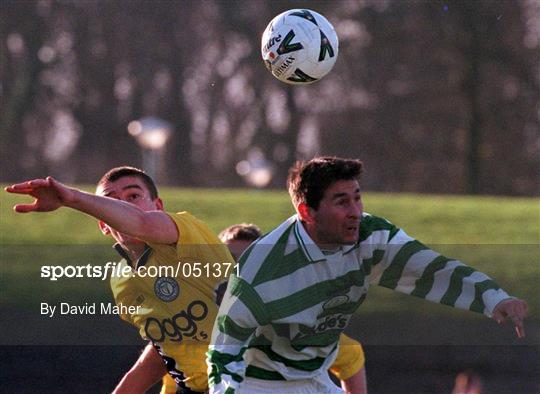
top-left (206, 156), bottom-right (528, 394)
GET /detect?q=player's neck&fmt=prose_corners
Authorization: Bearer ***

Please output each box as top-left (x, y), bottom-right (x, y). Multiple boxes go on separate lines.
top-left (301, 221), bottom-right (340, 251)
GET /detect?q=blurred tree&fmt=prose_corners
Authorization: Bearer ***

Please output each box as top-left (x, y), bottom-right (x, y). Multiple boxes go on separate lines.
top-left (1, 0), bottom-right (538, 195)
top-left (318, 0), bottom-right (539, 195)
top-left (454, 0), bottom-right (540, 194)
top-left (1, 0), bottom-right (48, 180)
top-left (71, 1), bottom-right (134, 181)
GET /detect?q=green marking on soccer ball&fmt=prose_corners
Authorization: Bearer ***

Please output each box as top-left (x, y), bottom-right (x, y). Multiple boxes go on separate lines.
top-left (261, 8), bottom-right (339, 85)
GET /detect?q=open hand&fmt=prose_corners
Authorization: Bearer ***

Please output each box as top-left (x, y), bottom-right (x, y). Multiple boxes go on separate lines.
top-left (492, 298), bottom-right (528, 338)
top-left (5, 177), bottom-right (75, 213)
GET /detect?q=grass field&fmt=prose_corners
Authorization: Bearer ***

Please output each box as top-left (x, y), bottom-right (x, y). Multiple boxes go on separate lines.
top-left (3, 186), bottom-right (539, 243)
top-left (1, 187), bottom-right (539, 315)
top-left (1, 187), bottom-right (539, 393)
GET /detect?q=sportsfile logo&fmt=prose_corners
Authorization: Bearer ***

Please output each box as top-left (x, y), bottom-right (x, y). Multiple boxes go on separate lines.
top-left (40, 261), bottom-right (238, 281)
top-left (40, 262), bottom-right (176, 281)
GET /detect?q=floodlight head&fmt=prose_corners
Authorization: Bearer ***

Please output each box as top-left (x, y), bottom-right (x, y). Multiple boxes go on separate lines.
top-left (128, 117), bottom-right (172, 150)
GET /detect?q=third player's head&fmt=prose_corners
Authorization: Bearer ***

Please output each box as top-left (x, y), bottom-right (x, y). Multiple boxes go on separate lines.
top-left (95, 166), bottom-right (163, 244)
top-left (219, 223), bottom-right (262, 261)
top-left (287, 157), bottom-right (363, 246)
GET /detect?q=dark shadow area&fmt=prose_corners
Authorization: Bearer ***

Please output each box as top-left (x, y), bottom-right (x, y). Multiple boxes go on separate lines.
top-left (1, 344), bottom-right (538, 393)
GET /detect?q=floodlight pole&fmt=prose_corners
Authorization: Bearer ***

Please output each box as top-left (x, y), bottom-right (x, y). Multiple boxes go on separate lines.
top-left (127, 117), bottom-right (172, 182)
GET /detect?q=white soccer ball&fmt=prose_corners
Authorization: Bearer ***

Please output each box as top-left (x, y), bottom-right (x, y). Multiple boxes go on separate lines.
top-left (261, 9), bottom-right (339, 85)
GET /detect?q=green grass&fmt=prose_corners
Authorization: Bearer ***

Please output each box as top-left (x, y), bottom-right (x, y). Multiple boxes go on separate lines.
top-left (3, 187), bottom-right (539, 244)
top-left (1, 186), bottom-right (539, 314)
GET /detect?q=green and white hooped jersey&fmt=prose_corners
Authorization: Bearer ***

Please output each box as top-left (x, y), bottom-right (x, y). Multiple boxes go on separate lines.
top-left (207, 213), bottom-right (511, 393)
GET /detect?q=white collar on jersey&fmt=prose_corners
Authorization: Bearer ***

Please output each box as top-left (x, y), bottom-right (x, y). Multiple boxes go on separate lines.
top-left (292, 215), bottom-right (356, 263)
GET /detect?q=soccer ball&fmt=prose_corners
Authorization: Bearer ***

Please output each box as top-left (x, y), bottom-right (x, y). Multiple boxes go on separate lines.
top-left (261, 9), bottom-right (339, 85)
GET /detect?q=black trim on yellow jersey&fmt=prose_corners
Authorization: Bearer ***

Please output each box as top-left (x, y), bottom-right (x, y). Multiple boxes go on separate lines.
top-left (113, 243), bottom-right (152, 268)
top-left (152, 342), bottom-right (205, 393)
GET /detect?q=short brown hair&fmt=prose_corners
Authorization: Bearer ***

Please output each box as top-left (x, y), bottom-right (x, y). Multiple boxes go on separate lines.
top-left (287, 156), bottom-right (363, 209)
top-left (96, 166), bottom-right (158, 199)
top-left (218, 223), bottom-right (262, 243)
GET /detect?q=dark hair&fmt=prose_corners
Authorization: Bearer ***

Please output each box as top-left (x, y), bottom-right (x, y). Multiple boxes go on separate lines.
top-left (287, 156), bottom-right (363, 209)
top-left (96, 166), bottom-right (158, 199)
top-left (218, 223), bottom-right (262, 243)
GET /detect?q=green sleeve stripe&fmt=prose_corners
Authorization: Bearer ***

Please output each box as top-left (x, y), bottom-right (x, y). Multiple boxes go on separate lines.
top-left (251, 329), bottom-right (340, 354)
top-left (207, 348), bottom-right (246, 386)
top-left (248, 332), bottom-right (273, 347)
top-left (362, 249), bottom-right (385, 275)
top-left (249, 329), bottom-right (342, 371)
top-left (207, 347), bottom-right (247, 366)
top-left (229, 275), bottom-right (268, 325)
top-left (208, 367), bottom-right (243, 387)
top-left (387, 226), bottom-right (401, 241)
top-left (217, 315), bottom-right (255, 341)
top-left (440, 265), bottom-right (476, 306)
top-left (270, 323), bottom-right (291, 339)
top-left (359, 215), bottom-right (397, 242)
top-left (410, 256), bottom-right (452, 298)
top-left (469, 279), bottom-right (501, 313)
top-left (253, 248), bottom-right (307, 286)
top-left (252, 227), bottom-right (308, 286)
top-left (224, 388), bottom-right (235, 394)
top-left (249, 344), bottom-right (327, 371)
top-left (266, 270), bottom-right (366, 320)
top-left (379, 240), bottom-right (428, 289)
top-left (246, 365), bottom-right (286, 380)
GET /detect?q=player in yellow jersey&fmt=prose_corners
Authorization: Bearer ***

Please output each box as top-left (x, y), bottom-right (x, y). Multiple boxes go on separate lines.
top-left (7, 168), bottom-right (367, 393)
top-left (7, 166), bottom-right (232, 393)
top-left (160, 224), bottom-right (367, 394)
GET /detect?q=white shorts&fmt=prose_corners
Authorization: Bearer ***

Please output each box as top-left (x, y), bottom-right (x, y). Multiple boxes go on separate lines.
top-left (236, 373), bottom-right (344, 394)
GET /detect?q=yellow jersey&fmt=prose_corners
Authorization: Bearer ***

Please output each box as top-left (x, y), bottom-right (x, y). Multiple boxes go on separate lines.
top-left (160, 332), bottom-right (364, 393)
top-left (110, 212), bottom-right (234, 393)
top-left (329, 333), bottom-right (365, 381)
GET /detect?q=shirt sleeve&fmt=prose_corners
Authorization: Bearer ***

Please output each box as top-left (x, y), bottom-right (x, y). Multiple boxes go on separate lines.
top-left (154, 211), bottom-right (234, 267)
top-left (329, 333), bottom-right (365, 380)
top-left (370, 223), bottom-right (511, 317)
top-left (206, 274), bottom-right (267, 394)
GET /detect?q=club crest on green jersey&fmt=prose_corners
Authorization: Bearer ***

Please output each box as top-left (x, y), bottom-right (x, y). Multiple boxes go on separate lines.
top-left (322, 295), bottom-right (349, 310)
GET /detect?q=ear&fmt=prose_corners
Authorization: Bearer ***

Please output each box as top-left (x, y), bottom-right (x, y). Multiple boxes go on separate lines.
top-left (154, 197), bottom-right (164, 211)
top-left (297, 202), bottom-right (316, 224)
top-left (98, 220), bottom-right (111, 236)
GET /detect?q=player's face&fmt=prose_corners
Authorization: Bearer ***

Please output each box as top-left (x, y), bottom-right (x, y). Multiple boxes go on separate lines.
top-left (96, 176), bottom-right (163, 245)
top-left (309, 179), bottom-right (362, 246)
top-left (97, 176), bottom-right (160, 212)
top-left (226, 239), bottom-right (254, 261)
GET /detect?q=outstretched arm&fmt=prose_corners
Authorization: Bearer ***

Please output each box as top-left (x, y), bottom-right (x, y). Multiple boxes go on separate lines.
top-left (5, 177), bottom-right (178, 244)
top-left (365, 217), bottom-right (528, 339)
top-left (113, 342), bottom-right (166, 394)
